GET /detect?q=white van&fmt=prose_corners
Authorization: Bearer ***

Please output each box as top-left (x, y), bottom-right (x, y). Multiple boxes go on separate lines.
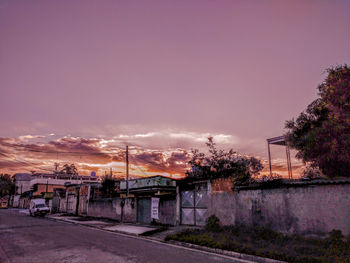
top-left (29, 199), bottom-right (50, 216)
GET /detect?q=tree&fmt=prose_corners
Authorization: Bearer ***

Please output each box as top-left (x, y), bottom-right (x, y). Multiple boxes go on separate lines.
top-left (187, 137), bottom-right (263, 185)
top-left (100, 177), bottom-right (117, 197)
top-left (60, 164), bottom-right (78, 175)
top-left (0, 174), bottom-right (15, 197)
top-left (285, 65), bottom-right (350, 178)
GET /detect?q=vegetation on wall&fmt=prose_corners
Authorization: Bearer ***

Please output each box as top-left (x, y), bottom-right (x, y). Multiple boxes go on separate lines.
top-left (285, 65), bottom-right (350, 178)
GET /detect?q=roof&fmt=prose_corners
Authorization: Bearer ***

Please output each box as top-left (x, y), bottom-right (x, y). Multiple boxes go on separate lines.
top-left (120, 175), bottom-right (177, 190)
top-left (267, 136), bottom-right (286, 146)
top-left (13, 173), bottom-right (32, 181)
top-left (235, 178), bottom-right (350, 190)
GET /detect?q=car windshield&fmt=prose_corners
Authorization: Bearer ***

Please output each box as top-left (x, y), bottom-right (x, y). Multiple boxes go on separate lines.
top-left (35, 204), bottom-right (46, 208)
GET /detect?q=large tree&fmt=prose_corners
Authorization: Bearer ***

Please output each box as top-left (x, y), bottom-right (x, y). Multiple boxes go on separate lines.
top-left (100, 177), bottom-right (117, 197)
top-left (187, 137), bottom-right (263, 185)
top-left (285, 65), bottom-right (350, 178)
top-left (0, 174), bottom-right (15, 197)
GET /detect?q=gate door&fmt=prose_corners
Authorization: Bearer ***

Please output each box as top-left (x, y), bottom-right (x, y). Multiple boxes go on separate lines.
top-left (67, 194), bottom-right (75, 214)
top-left (181, 184), bottom-right (208, 226)
top-left (137, 198), bottom-right (151, 224)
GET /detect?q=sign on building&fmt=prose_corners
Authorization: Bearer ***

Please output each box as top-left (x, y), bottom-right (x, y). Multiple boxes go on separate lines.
top-left (151, 197), bottom-right (159, 220)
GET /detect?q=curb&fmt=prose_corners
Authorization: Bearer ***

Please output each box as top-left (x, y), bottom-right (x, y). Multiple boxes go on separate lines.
top-left (46, 215), bottom-right (286, 263)
top-left (165, 240), bottom-right (287, 263)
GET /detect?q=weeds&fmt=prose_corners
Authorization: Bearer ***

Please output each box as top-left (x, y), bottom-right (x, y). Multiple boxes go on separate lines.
top-left (166, 216), bottom-right (350, 263)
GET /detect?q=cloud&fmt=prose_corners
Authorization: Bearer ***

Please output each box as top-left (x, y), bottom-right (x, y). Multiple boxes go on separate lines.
top-left (18, 135), bottom-right (45, 142)
top-left (0, 130), bottom-right (300, 177)
top-left (0, 134), bottom-right (191, 176)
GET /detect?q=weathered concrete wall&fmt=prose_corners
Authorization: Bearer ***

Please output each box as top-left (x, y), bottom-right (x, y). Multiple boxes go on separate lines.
top-left (88, 198), bottom-right (119, 220)
top-left (87, 198), bottom-right (137, 222)
top-left (121, 198), bottom-right (137, 223)
top-left (87, 197), bottom-right (175, 225)
top-left (59, 197), bottom-right (66, 213)
top-left (208, 183), bottom-right (350, 235)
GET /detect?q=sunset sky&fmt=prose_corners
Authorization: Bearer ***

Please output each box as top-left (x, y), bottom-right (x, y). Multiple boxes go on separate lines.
top-left (1, 1), bottom-right (350, 178)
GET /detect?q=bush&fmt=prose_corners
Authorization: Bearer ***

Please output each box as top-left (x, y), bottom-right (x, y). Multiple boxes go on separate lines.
top-left (205, 215), bottom-right (221, 232)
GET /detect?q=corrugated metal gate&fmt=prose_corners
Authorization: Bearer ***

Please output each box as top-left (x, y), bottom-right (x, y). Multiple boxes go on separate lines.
top-left (67, 194), bottom-right (75, 214)
top-left (137, 198), bottom-right (151, 224)
top-left (181, 184), bottom-right (208, 226)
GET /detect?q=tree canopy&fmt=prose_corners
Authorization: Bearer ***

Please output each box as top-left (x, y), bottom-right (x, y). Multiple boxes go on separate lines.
top-left (100, 177), bottom-right (118, 197)
top-left (60, 164), bottom-right (78, 175)
top-left (0, 174), bottom-right (15, 197)
top-left (187, 137), bottom-right (263, 185)
top-left (285, 65), bottom-right (350, 178)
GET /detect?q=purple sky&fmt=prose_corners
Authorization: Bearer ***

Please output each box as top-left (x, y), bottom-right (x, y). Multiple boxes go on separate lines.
top-left (0, 1), bottom-right (349, 176)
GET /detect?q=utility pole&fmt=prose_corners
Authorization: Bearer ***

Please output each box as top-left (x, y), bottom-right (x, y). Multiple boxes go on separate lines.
top-left (126, 145), bottom-right (129, 198)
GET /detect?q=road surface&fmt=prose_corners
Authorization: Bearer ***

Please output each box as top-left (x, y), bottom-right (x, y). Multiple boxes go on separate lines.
top-left (0, 209), bottom-right (250, 263)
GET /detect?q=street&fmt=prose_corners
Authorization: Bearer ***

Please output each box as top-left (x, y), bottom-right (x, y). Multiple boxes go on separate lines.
top-left (0, 209), bottom-right (248, 263)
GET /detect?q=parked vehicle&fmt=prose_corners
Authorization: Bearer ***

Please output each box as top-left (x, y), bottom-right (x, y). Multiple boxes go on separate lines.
top-left (0, 197), bottom-right (9, 209)
top-left (29, 199), bottom-right (50, 216)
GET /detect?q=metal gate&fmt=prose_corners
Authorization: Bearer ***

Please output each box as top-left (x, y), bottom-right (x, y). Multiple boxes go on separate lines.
top-left (181, 184), bottom-right (208, 226)
top-left (67, 194), bottom-right (75, 214)
top-left (137, 198), bottom-right (151, 224)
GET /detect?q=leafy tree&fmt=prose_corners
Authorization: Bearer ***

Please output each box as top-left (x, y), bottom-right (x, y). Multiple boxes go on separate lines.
top-left (100, 177), bottom-right (117, 197)
top-left (187, 137), bottom-right (263, 185)
top-left (0, 174), bottom-right (15, 197)
top-left (285, 65), bottom-right (350, 178)
top-left (60, 164), bottom-right (78, 175)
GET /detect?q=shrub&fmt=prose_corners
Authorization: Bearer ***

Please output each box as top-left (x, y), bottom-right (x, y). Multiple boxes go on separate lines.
top-left (205, 215), bottom-right (222, 232)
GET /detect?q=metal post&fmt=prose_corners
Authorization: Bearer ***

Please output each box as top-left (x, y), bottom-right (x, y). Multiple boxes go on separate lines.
top-left (286, 146), bottom-right (293, 179)
top-left (126, 146), bottom-right (129, 198)
top-left (268, 142), bottom-right (272, 177)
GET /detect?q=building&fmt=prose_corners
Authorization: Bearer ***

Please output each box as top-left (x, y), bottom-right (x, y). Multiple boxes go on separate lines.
top-left (119, 175), bottom-right (178, 225)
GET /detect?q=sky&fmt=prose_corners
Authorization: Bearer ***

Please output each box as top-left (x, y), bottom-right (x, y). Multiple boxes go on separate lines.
top-left (0, 0), bottom-right (349, 178)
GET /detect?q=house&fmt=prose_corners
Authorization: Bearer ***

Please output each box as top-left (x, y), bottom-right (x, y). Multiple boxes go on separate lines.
top-left (119, 175), bottom-right (178, 225)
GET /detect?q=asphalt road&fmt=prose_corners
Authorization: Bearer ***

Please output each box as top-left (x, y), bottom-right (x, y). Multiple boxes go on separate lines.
top-left (0, 209), bottom-right (250, 263)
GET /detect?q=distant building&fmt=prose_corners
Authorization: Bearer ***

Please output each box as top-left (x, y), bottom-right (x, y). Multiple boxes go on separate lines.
top-left (13, 173), bottom-right (32, 195)
top-left (29, 173), bottom-right (100, 197)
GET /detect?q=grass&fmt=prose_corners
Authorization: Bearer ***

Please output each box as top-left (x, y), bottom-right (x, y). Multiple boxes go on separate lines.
top-left (165, 224), bottom-right (350, 263)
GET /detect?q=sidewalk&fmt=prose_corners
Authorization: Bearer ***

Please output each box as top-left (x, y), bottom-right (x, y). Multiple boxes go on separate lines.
top-left (47, 214), bottom-right (169, 237)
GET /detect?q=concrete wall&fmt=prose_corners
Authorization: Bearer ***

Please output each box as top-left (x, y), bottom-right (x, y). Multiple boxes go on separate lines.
top-left (87, 198), bottom-right (137, 223)
top-left (88, 198), bottom-right (120, 220)
top-left (87, 197), bottom-right (176, 225)
top-left (121, 198), bottom-right (137, 223)
top-left (208, 182), bottom-right (350, 235)
top-left (59, 197), bottom-right (66, 212)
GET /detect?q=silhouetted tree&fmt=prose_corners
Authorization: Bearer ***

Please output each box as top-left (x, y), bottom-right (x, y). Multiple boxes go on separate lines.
top-left (0, 174), bottom-right (15, 197)
top-left (60, 164), bottom-right (78, 175)
top-left (187, 137), bottom-right (263, 185)
top-left (100, 177), bottom-right (117, 197)
top-left (285, 65), bottom-right (350, 178)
